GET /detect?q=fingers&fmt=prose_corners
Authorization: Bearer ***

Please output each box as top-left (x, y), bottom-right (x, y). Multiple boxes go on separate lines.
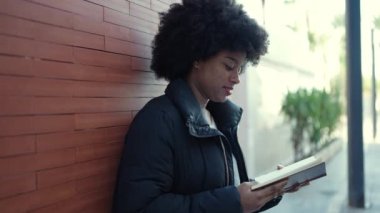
top-left (260, 179), bottom-right (287, 200)
top-left (238, 180), bottom-right (287, 213)
top-left (283, 181), bottom-right (310, 193)
top-left (238, 182), bottom-right (268, 212)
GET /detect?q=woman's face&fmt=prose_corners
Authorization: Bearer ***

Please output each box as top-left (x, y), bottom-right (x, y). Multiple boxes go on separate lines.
top-left (187, 50), bottom-right (246, 106)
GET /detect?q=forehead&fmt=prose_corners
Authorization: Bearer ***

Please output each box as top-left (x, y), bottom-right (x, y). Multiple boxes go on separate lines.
top-left (212, 50), bottom-right (247, 63)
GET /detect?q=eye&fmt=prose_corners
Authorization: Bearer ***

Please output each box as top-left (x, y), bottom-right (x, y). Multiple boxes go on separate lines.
top-left (224, 63), bottom-right (234, 71)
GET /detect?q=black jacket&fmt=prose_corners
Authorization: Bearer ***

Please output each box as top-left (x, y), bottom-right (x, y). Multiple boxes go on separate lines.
top-left (113, 79), bottom-right (281, 213)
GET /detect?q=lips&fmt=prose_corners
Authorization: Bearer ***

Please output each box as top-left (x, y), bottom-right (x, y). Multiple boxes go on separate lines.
top-left (224, 86), bottom-right (233, 96)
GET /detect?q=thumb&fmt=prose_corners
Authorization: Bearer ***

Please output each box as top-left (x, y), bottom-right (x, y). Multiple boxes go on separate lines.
top-left (277, 164), bottom-right (284, 170)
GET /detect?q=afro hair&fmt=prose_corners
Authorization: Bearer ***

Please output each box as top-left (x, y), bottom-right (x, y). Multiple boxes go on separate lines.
top-left (151, 0), bottom-right (269, 81)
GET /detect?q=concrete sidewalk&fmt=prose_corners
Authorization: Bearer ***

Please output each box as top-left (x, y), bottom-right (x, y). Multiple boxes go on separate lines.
top-left (265, 142), bottom-right (380, 213)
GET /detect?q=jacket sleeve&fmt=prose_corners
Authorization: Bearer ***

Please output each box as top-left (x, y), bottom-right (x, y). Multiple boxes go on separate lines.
top-left (112, 108), bottom-right (242, 213)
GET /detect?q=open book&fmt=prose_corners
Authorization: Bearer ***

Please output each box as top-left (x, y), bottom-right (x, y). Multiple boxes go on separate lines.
top-left (250, 156), bottom-right (326, 191)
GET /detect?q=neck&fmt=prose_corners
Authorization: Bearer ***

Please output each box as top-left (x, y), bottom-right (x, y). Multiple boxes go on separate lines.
top-left (186, 77), bottom-right (209, 109)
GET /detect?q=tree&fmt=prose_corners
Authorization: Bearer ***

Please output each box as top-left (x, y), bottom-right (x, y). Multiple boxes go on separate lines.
top-left (374, 16), bottom-right (380, 30)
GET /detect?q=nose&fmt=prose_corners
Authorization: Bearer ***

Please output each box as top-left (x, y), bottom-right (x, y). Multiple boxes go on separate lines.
top-left (230, 70), bottom-right (240, 84)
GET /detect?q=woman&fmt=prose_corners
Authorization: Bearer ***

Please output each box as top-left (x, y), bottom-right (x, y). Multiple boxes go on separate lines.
top-left (113, 0), bottom-right (289, 212)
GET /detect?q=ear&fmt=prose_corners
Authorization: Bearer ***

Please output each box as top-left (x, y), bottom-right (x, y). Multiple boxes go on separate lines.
top-left (193, 61), bottom-right (200, 69)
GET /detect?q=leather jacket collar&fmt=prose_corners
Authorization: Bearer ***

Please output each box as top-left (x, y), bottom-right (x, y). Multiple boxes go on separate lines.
top-left (165, 79), bottom-right (243, 138)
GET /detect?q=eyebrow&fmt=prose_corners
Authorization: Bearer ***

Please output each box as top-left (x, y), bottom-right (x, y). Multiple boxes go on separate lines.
top-left (225, 56), bottom-right (247, 67)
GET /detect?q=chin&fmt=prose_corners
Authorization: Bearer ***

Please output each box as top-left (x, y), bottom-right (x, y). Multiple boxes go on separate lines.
top-left (211, 97), bottom-right (228, 103)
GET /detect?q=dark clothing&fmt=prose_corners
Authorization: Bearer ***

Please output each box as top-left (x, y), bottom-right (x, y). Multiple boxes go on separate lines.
top-left (113, 79), bottom-right (281, 213)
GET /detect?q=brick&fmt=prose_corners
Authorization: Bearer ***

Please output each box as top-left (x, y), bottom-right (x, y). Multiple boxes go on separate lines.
top-left (158, 0), bottom-right (172, 4)
top-left (0, 115), bottom-right (74, 137)
top-left (0, 182), bottom-right (76, 213)
top-left (0, 14), bottom-right (35, 39)
top-left (75, 112), bottom-right (133, 129)
top-left (29, 187), bottom-right (112, 213)
top-left (86, 0), bottom-right (130, 14)
top-left (105, 126), bottom-right (128, 142)
top-left (32, 60), bottom-right (96, 80)
top-left (74, 81), bottom-right (120, 98)
top-left (74, 47), bottom-right (131, 69)
top-left (130, 2), bottom-right (160, 24)
top-left (0, 35), bottom-right (36, 56)
top-left (0, 56), bottom-right (89, 81)
top-left (105, 37), bottom-right (152, 59)
top-left (0, 112), bottom-right (70, 134)
top-left (32, 97), bottom-right (103, 114)
top-left (104, 8), bottom-right (157, 35)
top-left (37, 157), bottom-right (118, 189)
top-left (0, 135), bottom-right (35, 157)
top-left (32, 41), bottom-right (73, 62)
top-left (101, 97), bottom-right (151, 112)
top-left (0, 76), bottom-right (32, 96)
top-left (75, 172), bottom-right (117, 193)
top-left (74, 157), bottom-right (119, 180)
top-left (73, 15), bottom-right (106, 35)
top-left (83, 200), bottom-right (112, 213)
top-left (129, 29), bottom-right (154, 46)
top-left (0, 0), bottom-right (73, 28)
top-left (32, 60), bottom-right (133, 83)
top-left (0, 148), bottom-right (76, 176)
top-left (76, 142), bottom-right (123, 162)
top-left (0, 97), bottom-right (34, 116)
top-left (81, 196), bottom-right (112, 213)
top-left (0, 173), bottom-right (36, 199)
top-left (30, 0), bottom-right (103, 21)
top-left (32, 22), bottom-right (105, 50)
top-left (0, 76), bottom-right (74, 97)
top-left (36, 128), bottom-right (108, 152)
top-left (0, 14), bottom-right (104, 50)
top-left (35, 149), bottom-right (76, 171)
top-left (132, 71), bottom-right (167, 85)
top-left (74, 81), bottom-right (166, 98)
top-left (33, 115), bottom-right (75, 134)
top-left (33, 97), bottom-right (150, 115)
top-left (36, 166), bottom-right (76, 190)
top-left (151, 0), bottom-right (170, 13)
top-left (0, 55), bottom-right (33, 77)
top-left (130, 0), bottom-right (151, 8)
top-left (0, 116), bottom-right (34, 137)
top-left (105, 23), bottom-right (131, 41)
top-left (131, 57), bottom-right (152, 71)
top-left (0, 35), bottom-right (74, 62)
top-left (102, 68), bottom-right (142, 84)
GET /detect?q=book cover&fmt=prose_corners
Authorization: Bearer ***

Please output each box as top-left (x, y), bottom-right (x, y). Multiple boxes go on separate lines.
top-left (250, 156), bottom-right (327, 191)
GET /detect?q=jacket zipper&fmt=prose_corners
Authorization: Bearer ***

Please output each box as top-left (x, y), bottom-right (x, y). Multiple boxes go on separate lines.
top-left (219, 137), bottom-right (230, 186)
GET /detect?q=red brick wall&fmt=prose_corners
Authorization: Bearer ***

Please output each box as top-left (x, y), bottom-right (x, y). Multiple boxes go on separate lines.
top-left (0, 0), bottom-right (177, 212)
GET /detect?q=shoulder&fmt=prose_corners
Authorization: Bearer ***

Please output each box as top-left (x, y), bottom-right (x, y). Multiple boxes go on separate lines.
top-left (124, 95), bottom-right (184, 151)
top-left (131, 95), bottom-right (182, 131)
top-left (138, 95), bottom-right (179, 118)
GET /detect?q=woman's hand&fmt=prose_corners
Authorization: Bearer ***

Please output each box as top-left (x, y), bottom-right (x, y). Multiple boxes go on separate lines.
top-left (237, 179), bottom-right (287, 213)
top-left (283, 181), bottom-right (310, 193)
top-left (277, 164), bottom-right (310, 193)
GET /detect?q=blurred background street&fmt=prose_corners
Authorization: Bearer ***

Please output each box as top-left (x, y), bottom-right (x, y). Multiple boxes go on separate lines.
top-left (266, 141), bottom-right (380, 213)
